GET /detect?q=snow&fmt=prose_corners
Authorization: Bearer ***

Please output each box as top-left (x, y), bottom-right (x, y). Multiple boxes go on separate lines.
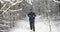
top-left (9, 15), bottom-right (60, 32)
top-left (53, 0), bottom-right (60, 3)
top-left (0, 0), bottom-right (4, 3)
top-left (3, 0), bottom-right (10, 1)
top-left (9, 8), bottom-right (22, 12)
top-left (26, 0), bottom-right (33, 5)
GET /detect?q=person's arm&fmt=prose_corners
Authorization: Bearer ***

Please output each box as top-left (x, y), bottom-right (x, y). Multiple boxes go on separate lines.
top-left (34, 13), bottom-right (36, 17)
top-left (28, 13), bottom-right (30, 17)
top-left (28, 13), bottom-right (29, 17)
top-left (33, 13), bottom-right (36, 17)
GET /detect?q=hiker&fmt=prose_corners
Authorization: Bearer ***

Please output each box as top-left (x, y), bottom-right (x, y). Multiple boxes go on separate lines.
top-left (28, 7), bottom-right (36, 32)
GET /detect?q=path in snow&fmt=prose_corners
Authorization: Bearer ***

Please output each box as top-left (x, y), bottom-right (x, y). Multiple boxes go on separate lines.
top-left (9, 15), bottom-right (60, 32)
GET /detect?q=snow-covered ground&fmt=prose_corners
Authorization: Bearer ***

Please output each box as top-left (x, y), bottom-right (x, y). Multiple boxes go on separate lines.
top-left (9, 15), bottom-right (60, 32)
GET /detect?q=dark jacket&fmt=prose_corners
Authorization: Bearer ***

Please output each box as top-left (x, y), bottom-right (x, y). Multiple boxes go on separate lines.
top-left (28, 12), bottom-right (36, 22)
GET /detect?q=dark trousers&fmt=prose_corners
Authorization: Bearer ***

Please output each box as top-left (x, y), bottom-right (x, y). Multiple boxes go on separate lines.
top-left (29, 22), bottom-right (35, 31)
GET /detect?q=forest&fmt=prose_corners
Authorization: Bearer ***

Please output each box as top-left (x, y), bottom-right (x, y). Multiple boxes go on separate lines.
top-left (0, 0), bottom-right (60, 32)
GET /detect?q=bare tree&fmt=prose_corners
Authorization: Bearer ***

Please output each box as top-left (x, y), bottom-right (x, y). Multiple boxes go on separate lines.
top-left (45, 0), bottom-right (52, 32)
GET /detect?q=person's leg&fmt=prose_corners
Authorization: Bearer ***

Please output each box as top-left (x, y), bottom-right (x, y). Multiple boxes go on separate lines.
top-left (32, 22), bottom-right (35, 32)
top-left (30, 22), bottom-right (33, 30)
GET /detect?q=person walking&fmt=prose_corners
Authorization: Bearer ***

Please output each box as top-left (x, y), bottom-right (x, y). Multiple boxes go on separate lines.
top-left (28, 7), bottom-right (36, 32)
